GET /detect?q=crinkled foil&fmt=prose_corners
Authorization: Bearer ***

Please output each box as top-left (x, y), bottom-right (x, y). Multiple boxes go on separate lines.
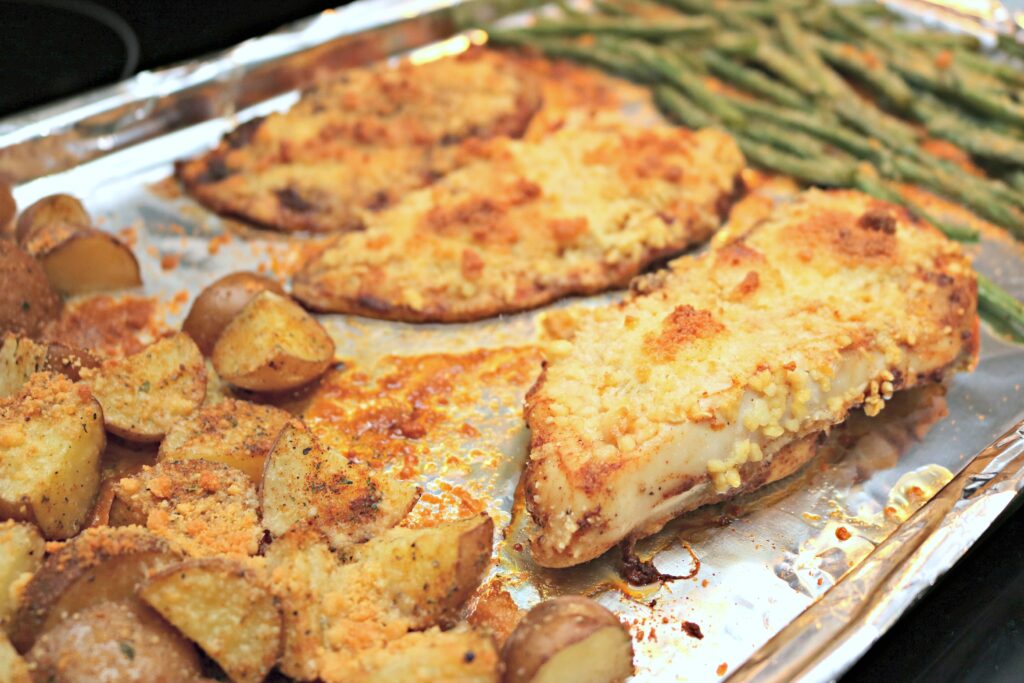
top-left (3, 1), bottom-right (1024, 682)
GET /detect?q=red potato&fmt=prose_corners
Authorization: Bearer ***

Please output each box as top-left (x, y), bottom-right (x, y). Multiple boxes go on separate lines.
top-left (501, 597), bottom-right (634, 683)
top-left (212, 290), bottom-right (334, 392)
top-left (26, 601), bottom-right (202, 683)
top-left (0, 241), bottom-right (61, 336)
top-left (8, 526), bottom-right (181, 651)
top-left (15, 193), bottom-right (90, 245)
top-left (183, 271), bottom-right (285, 355)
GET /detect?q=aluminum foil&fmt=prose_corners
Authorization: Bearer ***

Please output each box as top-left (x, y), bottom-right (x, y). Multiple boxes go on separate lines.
top-left (4, 1), bottom-right (1024, 682)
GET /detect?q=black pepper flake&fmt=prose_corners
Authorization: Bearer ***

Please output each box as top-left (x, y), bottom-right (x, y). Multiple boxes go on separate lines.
top-left (119, 642), bottom-right (136, 660)
top-left (463, 650), bottom-right (476, 663)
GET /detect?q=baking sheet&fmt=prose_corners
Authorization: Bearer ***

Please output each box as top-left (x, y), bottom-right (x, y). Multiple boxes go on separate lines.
top-left (5, 1), bottom-right (1024, 682)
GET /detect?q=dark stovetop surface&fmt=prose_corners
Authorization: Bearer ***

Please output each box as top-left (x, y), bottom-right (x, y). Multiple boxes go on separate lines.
top-left (3, 3), bottom-right (1023, 680)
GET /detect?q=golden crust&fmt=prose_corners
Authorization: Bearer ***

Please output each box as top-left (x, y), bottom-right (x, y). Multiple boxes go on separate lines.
top-left (109, 459), bottom-right (263, 557)
top-left (293, 122), bottom-right (745, 322)
top-left (176, 49), bottom-right (542, 233)
top-left (524, 189), bottom-right (980, 567)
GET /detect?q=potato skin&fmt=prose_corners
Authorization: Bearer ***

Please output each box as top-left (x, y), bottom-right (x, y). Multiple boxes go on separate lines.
top-left (15, 193), bottom-right (90, 245)
top-left (501, 597), bottom-right (634, 683)
top-left (26, 601), bottom-right (201, 683)
top-left (0, 181), bottom-right (15, 240)
top-left (0, 521), bottom-right (44, 630)
top-left (183, 272), bottom-right (284, 355)
top-left (26, 225), bottom-right (142, 295)
top-left (0, 241), bottom-right (61, 336)
top-left (8, 526), bottom-right (180, 651)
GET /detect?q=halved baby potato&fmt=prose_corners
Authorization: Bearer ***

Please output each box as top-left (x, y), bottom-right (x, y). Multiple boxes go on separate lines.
top-left (500, 597), bottom-right (634, 683)
top-left (0, 333), bottom-right (97, 397)
top-left (139, 558), bottom-right (282, 683)
top-left (25, 224), bottom-right (142, 295)
top-left (15, 193), bottom-right (90, 245)
top-left (158, 398), bottom-right (291, 483)
top-left (212, 291), bottom-right (334, 392)
top-left (183, 271), bottom-right (285, 355)
top-left (261, 420), bottom-right (418, 547)
top-left (85, 332), bottom-right (206, 442)
top-left (0, 521), bottom-right (45, 629)
top-left (109, 459), bottom-right (262, 557)
top-left (0, 372), bottom-right (104, 539)
top-left (25, 601), bottom-right (201, 683)
top-left (8, 525), bottom-right (180, 651)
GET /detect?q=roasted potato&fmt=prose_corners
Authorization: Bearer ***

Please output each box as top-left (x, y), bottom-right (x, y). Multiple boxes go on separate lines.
top-left (0, 372), bottom-right (104, 539)
top-left (84, 332), bottom-right (207, 442)
top-left (0, 241), bottom-right (61, 336)
top-left (0, 181), bottom-right (15, 241)
top-left (500, 597), bottom-right (634, 683)
top-left (267, 514), bottom-right (494, 682)
top-left (0, 333), bottom-right (97, 397)
top-left (8, 526), bottom-right (180, 651)
top-left (262, 420), bottom-right (418, 547)
top-left (264, 526), bottom-right (340, 681)
top-left (26, 601), bottom-right (201, 683)
top-left (0, 521), bottom-right (44, 630)
top-left (24, 223), bottom-right (142, 295)
top-left (330, 625), bottom-right (499, 683)
top-left (0, 632), bottom-right (30, 683)
top-left (158, 398), bottom-right (290, 483)
top-left (109, 459), bottom-right (262, 557)
top-left (212, 291), bottom-right (334, 392)
top-left (14, 193), bottom-right (90, 245)
top-left (183, 271), bottom-right (284, 355)
top-left (139, 558), bottom-right (282, 683)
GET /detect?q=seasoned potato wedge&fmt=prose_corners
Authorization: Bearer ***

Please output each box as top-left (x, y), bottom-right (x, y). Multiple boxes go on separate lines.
top-left (0, 333), bottom-right (96, 397)
top-left (0, 241), bottom-right (61, 336)
top-left (26, 601), bottom-right (201, 683)
top-left (85, 332), bottom-right (206, 442)
top-left (8, 526), bottom-right (180, 651)
top-left (331, 625), bottom-right (499, 683)
top-left (266, 514), bottom-right (494, 681)
top-left (0, 372), bottom-right (104, 539)
top-left (24, 224), bottom-right (142, 295)
top-left (109, 459), bottom-right (262, 557)
top-left (262, 420), bottom-right (418, 547)
top-left (139, 558), bottom-right (282, 683)
top-left (264, 526), bottom-right (340, 681)
top-left (158, 399), bottom-right (290, 483)
top-left (183, 272), bottom-right (285, 355)
top-left (0, 632), bottom-right (30, 683)
top-left (212, 291), bottom-right (334, 392)
top-left (0, 521), bottom-right (44, 630)
top-left (14, 193), bottom-right (90, 245)
top-left (501, 597), bottom-right (634, 683)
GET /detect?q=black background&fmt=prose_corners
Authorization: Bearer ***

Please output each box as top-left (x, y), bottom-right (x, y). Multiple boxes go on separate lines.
top-left (2, 2), bottom-right (1023, 680)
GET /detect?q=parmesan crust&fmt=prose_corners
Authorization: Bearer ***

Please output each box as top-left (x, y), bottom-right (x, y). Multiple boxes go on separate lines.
top-left (524, 189), bottom-right (980, 567)
top-left (293, 121), bottom-right (745, 322)
top-left (175, 48), bottom-right (542, 233)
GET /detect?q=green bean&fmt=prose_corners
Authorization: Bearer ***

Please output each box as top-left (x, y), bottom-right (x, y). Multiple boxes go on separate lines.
top-left (701, 49), bottom-right (807, 108)
top-left (517, 15), bottom-right (717, 39)
top-left (740, 120), bottom-right (831, 159)
top-left (979, 274), bottom-right (1024, 342)
top-left (777, 11), bottom-right (842, 98)
top-left (653, 84), bottom-right (718, 128)
top-left (737, 136), bottom-right (857, 186)
top-left (813, 37), bottom-right (914, 111)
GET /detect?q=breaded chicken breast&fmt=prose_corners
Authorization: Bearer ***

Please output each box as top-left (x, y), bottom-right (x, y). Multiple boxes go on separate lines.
top-left (175, 49), bottom-right (542, 233)
top-left (524, 189), bottom-right (979, 568)
top-left (292, 121), bottom-right (745, 321)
